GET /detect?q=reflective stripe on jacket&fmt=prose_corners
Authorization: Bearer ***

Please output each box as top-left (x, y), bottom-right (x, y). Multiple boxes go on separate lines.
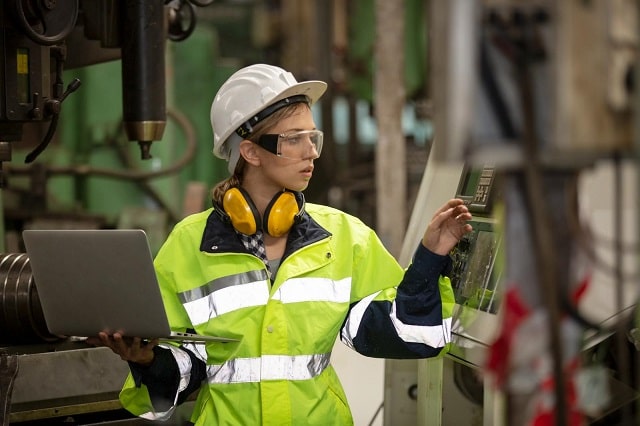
top-left (119, 203), bottom-right (455, 425)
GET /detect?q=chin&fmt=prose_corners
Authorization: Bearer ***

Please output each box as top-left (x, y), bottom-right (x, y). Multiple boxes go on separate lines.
top-left (288, 182), bottom-right (310, 192)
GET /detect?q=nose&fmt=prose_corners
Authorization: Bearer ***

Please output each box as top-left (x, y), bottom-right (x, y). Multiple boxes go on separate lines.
top-left (302, 137), bottom-right (319, 160)
top-left (308, 143), bottom-right (319, 159)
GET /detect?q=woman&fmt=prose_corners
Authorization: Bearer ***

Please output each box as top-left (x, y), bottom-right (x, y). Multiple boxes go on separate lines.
top-left (92, 64), bottom-right (472, 425)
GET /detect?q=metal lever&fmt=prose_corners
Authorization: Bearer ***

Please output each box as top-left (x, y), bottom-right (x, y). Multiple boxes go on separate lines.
top-left (24, 78), bottom-right (82, 164)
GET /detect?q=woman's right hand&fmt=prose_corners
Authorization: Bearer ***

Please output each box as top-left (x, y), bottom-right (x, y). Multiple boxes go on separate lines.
top-left (421, 198), bottom-right (473, 255)
top-left (86, 332), bottom-right (158, 366)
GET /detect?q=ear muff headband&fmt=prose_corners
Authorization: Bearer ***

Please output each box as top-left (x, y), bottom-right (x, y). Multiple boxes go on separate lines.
top-left (222, 187), bottom-right (261, 235)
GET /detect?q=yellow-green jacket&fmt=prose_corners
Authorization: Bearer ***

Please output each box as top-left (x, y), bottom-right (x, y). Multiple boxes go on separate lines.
top-left (120, 202), bottom-right (455, 425)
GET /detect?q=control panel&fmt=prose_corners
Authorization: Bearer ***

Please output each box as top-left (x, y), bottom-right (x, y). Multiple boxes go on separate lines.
top-left (449, 220), bottom-right (502, 314)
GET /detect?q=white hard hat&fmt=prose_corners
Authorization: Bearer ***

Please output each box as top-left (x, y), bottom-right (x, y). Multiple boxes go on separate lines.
top-left (211, 64), bottom-right (327, 174)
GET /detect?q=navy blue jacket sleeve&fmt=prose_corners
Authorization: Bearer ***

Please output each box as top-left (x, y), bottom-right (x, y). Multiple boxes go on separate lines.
top-left (128, 345), bottom-right (206, 411)
top-left (347, 244), bottom-right (452, 359)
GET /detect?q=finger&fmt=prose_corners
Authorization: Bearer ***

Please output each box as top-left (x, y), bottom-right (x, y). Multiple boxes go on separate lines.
top-left (432, 198), bottom-right (464, 217)
top-left (131, 337), bottom-right (145, 350)
top-left (111, 333), bottom-right (131, 354)
top-left (430, 206), bottom-right (456, 229)
top-left (451, 203), bottom-right (469, 216)
top-left (85, 336), bottom-right (101, 346)
top-left (96, 332), bottom-right (114, 347)
top-left (144, 338), bottom-right (160, 350)
top-left (433, 203), bottom-right (469, 227)
top-left (454, 211), bottom-right (473, 223)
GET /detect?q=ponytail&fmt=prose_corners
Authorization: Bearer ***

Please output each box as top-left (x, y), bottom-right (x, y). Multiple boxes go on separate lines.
top-left (211, 158), bottom-right (245, 205)
top-left (211, 175), bottom-right (239, 205)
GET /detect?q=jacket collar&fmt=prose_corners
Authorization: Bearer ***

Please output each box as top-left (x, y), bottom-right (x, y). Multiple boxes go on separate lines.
top-left (200, 206), bottom-right (331, 257)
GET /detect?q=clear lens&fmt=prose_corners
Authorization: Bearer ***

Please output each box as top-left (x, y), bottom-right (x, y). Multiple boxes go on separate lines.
top-left (277, 130), bottom-right (323, 159)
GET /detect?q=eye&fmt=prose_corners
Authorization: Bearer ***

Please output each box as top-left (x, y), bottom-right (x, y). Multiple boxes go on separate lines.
top-left (283, 133), bottom-right (303, 144)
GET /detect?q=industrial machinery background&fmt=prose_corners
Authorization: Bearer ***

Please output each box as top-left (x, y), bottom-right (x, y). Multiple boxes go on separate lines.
top-left (0, 1), bottom-right (213, 424)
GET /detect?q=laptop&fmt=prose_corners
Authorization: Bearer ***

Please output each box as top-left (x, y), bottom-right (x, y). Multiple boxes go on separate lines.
top-left (22, 229), bottom-right (237, 343)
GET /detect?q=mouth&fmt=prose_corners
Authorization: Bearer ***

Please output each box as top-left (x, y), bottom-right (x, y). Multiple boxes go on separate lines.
top-left (300, 165), bottom-right (314, 178)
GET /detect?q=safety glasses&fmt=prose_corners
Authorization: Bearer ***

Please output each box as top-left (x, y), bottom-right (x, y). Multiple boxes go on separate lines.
top-left (256, 129), bottom-right (323, 160)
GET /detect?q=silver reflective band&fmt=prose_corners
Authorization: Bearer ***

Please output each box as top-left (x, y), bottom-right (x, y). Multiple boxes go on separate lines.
top-left (179, 269), bottom-right (269, 303)
top-left (139, 345), bottom-right (193, 421)
top-left (389, 300), bottom-right (452, 347)
top-left (341, 294), bottom-right (452, 349)
top-left (140, 407), bottom-right (175, 422)
top-left (181, 274), bottom-right (350, 326)
top-left (180, 270), bottom-right (270, 326)
top-left (206, 353), bottom-right (331, 384)
top-left (184, 279), bottom-right (270, 326)
top-left (272, 277), bottom-right (351, 304)
top-left (341, 291), bottom-right (379, 349)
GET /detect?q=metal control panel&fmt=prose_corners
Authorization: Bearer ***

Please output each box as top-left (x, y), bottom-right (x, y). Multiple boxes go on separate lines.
top-left (449, 220), bottom-right (502, 315)
top-left (448, 165), bottom-right (503, 369)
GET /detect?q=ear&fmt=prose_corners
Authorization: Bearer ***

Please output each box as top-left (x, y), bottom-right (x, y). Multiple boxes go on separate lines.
top-left (239, 140), bottom-right (261, 167)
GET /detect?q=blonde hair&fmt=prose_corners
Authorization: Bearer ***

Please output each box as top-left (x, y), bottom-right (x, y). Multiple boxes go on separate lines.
top-left (211, 102), bottom-right (311, 205)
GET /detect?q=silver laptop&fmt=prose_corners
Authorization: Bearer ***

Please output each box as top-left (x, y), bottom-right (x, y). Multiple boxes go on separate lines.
top-left (22, 229), bottom-right (236, 343)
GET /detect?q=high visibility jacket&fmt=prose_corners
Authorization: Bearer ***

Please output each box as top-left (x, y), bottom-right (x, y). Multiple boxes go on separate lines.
top-left (119, 203), bottom-right (455, 425)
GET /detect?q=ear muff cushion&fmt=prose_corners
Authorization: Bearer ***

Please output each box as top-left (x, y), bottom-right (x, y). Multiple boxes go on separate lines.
top-left (264, 191), bottom-right (299, 237)
top-left (222, 187), bottom-right (261, 235)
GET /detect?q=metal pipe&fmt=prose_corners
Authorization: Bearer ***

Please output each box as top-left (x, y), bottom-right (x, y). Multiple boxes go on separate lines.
top-left (120, 0), bottom-right (167, 159)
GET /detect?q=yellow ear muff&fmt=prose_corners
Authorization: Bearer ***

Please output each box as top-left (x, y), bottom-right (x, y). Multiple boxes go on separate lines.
top-left (264, 191), bottom-right (299, 237)
top-left (222, 187), bottom-right (260, 235)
